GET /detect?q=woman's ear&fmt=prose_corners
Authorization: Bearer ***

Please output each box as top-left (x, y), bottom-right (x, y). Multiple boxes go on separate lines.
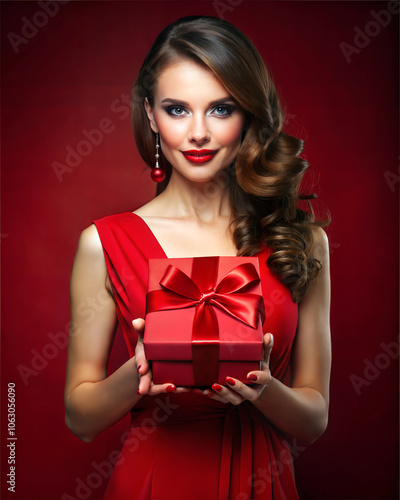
top-left (144, 97), bottom-right (159, 133)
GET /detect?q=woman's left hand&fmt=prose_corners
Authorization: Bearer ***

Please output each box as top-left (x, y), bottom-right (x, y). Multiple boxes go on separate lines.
top-left (196, 333), bottom-right (274, 405)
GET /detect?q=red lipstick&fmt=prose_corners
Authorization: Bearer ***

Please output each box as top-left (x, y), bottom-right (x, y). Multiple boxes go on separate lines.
top-left (182, 149), bottom-right (218, 164)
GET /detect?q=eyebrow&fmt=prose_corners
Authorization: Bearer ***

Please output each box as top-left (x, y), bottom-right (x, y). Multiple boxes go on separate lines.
top-left (160, 97), bottom-right (236, 106)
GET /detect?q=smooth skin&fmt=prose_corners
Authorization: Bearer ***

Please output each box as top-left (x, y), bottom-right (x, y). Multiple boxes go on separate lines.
top-left (64, 59), bottom-right (331, 445)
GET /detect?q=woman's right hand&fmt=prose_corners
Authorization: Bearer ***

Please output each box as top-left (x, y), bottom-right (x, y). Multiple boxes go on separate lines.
top-left (133, 318), bottom-right (190, 396)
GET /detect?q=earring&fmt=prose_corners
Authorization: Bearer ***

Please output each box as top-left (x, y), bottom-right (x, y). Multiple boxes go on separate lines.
top-left (151, 133), bottom-right (165, 182)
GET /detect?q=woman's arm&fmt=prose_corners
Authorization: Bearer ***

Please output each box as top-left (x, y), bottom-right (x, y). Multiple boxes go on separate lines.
top-left (252, 226), bottom-right (331, 444)
top-left (64, 224), bottom-right (142, 442)
top-left (204, 227), bottom-right (331, 445)
top-left (65, 224), bottom-right (190, 442)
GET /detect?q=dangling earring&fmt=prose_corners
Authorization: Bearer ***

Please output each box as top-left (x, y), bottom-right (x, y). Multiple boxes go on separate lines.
top-left (151, 133), bottom-right (165, 182)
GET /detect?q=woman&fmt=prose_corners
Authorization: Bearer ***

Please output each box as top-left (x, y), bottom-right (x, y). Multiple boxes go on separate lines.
top-left (64, 16), bottom-right (331, 500)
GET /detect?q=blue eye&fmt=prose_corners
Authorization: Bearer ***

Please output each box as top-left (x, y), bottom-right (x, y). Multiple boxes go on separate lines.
top-left (211, 105), bottom-right (235, 117)
top-left (163, 103), bottom-right (236, 117)
top-left (165, 106), bottom-right (186, 116)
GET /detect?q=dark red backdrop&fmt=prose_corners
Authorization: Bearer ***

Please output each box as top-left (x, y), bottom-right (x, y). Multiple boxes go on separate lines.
top-left (1, 1), bottom-right (399, 499)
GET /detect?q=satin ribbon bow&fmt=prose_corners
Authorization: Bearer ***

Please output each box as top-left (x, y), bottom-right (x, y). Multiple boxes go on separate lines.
top-left (146, 258), bottom-right (265, 385)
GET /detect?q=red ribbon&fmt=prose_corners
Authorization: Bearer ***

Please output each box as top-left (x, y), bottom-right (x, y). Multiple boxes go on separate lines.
top-left (146, 257), bottom-right (265, 385)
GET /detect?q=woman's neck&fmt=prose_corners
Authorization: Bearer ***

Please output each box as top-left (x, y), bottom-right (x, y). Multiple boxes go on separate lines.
top-left (156, 169), bottom-right (232, 223)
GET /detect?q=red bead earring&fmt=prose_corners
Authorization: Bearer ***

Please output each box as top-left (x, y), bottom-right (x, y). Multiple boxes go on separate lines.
top-left (151, 133), bottom-right (165, 182)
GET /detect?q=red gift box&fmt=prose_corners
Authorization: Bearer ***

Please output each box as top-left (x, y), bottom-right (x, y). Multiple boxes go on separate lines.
top-left (144, 256), bottom-right (265, 387)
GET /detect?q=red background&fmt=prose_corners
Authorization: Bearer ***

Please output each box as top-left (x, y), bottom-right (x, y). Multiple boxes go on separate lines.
top-left (1, 1), bottom-right (398, 499)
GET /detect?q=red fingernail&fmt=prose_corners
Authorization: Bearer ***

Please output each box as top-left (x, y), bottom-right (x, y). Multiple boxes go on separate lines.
top-left (225, 377), bottom-right (235, 386)
top-left (206, 392), bottom-right (214, 398)
top-left (137, 365), bottom-right (141, 372)
top-left (137, 389), bottom-right (141, 395)
top-left (212, 384), bottom-right (223, 392)
top-left (166, 385), bottom-right (176, 392)
top-left (247, 374), bottom-right (258, 382)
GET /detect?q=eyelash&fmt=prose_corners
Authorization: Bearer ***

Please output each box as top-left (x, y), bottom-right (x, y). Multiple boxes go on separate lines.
top-left (163, 105), bottom-right (235, 118)
top-left (212, 105), bottom-right (235, 117)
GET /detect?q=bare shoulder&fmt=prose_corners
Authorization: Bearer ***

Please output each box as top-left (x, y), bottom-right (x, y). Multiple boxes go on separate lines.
top-left (72, 224), bottom-right (108, 286)
top-left (309, 226), bottom-right (329, 264)
top-left (76, 224), bottom-right (104, 260)
top-left (311, 225), bottom-right (329, 246)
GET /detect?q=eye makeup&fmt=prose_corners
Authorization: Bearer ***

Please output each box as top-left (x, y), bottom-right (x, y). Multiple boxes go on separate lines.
top-left (161, 101), bottom-right (238, 118)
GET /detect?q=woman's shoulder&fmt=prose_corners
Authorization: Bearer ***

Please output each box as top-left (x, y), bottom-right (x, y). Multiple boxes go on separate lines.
top-left (74, 212), bottom-right (141, 275)
top-left (310, 226), bottom-right (329, 245)
top-left (76, 223), bottom-right (104, 262)
top-left (309, 226), bottom-right (330, 265)
top-left (72, 224), bottom-right (117, 296)
top-left (76, 211), bottom-right (135, 260)
top-left (93, 210), bottom-right (135, 226)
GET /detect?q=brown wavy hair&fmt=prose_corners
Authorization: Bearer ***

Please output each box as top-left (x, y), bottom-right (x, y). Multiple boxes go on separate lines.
top-left (132, 16), bottom-right (329, 303)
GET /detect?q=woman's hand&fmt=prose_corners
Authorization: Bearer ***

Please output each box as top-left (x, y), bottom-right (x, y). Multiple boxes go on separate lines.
top-left (197, 333), bottom-right (274, 405)
top-left (133, 318), bottom-right (190, 396)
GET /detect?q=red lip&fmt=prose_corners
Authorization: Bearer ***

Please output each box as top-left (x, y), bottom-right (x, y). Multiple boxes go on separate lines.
top-left (182, 149), bottom-right (218, 164)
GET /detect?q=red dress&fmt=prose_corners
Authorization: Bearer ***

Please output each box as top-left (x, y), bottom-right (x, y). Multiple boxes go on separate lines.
top-left (93, 212), bottom-right (299, 500)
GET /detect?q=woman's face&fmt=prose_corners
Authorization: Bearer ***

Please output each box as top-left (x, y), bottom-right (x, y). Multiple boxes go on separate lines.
top-left (145, 59), bottom-right (246, 184)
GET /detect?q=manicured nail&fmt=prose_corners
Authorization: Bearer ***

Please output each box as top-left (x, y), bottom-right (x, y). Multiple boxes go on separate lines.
top-left (137, 389), bottom-right (141, 395)
top-left (206, 392), bottom-right (214, 398)
top-left (166, 385), bottom-right (176, 392)
top-left (212, 384), bottom-right (223, 392)
top-left (137, 365), bottom-right (141, 372)
top-left (247, 373), bottom-right (258, 382)
top-left (225, 377), bottom-right (235, 386)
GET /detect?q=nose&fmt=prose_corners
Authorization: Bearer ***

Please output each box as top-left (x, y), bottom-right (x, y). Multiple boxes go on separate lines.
top-left (188, 113), bottom-right (210, 144)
